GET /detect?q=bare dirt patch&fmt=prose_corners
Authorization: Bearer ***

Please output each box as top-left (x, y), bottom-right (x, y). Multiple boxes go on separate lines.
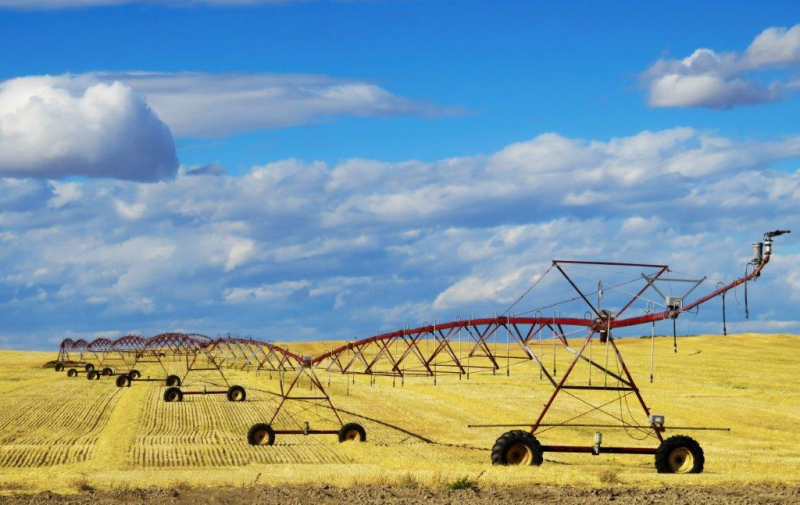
top-left (2, 484), bottom-right (799, 504)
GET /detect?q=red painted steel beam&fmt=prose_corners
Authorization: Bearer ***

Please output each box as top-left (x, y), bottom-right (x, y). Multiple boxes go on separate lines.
top-left (312, 317), bottom-right (593, 365)
top-left (208, 337), bottom-right (304, 364)
top-left (611, 255), bottom-right (769, 330)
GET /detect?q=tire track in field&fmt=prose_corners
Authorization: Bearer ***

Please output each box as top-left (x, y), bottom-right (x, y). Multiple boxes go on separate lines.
top-left (89, 382), bottom-right (151, 468)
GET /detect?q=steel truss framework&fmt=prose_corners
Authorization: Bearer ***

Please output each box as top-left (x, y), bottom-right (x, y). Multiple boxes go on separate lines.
top-left (49, 231), bottom-right (789, 470)
top-left (55, 332), bottom-right (305, 403)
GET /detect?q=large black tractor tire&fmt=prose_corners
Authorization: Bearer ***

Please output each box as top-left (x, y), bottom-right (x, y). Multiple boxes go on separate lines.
top-left (67, 368), bottom-right (78, 378)
top-left (227, 385), bottom-right (246, 402)
top-left (116, 375), bottom-right (131, 387)
top-left (55, 363), bottom-right (65, 372)
top-left (165, 375), bottom-right (181, 387)
top-left (655, 435), bottom-right (705, 474)
top-left (491, 430), bottom-right (544, 466)
top-left (129, 369), bottom-right (141, 380)
top-left (163, 387), bottom-right (184, 403)
top-left (101, 367), bottom-right (114, 376)
top-left (87, 370), bottom-right (101, 380)
top-left (338, 423), bottom-right (367, 443)
top-left (247, 423), bottom-right (275, 446)
top-left (84, 363), bottom-right (95, 372)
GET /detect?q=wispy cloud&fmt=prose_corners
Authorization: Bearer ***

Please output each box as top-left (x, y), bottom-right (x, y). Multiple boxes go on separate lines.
top-left (642, 24), bottom-right (800, 109)
top-left (20, 71), bottom-right (454, 139)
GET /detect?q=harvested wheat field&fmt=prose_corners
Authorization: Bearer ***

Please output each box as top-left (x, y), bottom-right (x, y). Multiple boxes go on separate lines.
top-left (0, 333), bottom-right (799, 503)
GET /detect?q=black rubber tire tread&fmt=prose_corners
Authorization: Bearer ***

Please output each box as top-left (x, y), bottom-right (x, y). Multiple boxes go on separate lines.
top-left (55, 363), bottom-right (64, 372)
top-left (115, 375), bottom-right (131, 387)
top-left (67, 368), bottom-right (78, 377)
top-left (338, 422), bottom-right (367, 443)
top-left (226, 385), bottom-right (246, 402)
top-left (84, 363), bottom-right (95, 372)
top-left (129, 369), bottom-right (141, 380)
top-left (166, 375), bottom-right (181, 387)
top-left (247, 423), bottom-right (275, 446)
top-left (163, 387), bottom-right (184, 402)
top-left (490, 430), bottom-right (544, 466)
top-left (102, 367), bottom-right (114, 376)
top-left (655, 435), bottom-right (705, 474)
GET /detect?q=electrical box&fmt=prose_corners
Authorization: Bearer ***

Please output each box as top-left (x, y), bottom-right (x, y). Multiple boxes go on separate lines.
top-left (665, 296), bottom-right (682, 309)
top-left (648, 414), bottom-right (665, 426)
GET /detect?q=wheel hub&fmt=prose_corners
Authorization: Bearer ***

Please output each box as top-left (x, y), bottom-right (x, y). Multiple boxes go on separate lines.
top-left (506, 442), bottom-right (533, 465)
top-left (668, 447), bottom-right (694, 473)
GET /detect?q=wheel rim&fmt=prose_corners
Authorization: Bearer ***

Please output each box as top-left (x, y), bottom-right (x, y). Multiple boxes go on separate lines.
top-left (253, 429), bottom-right (268, 445)
top-left (345, 429), bottom-right (360, 441)
top-left (167, 392), bottom-right (179, 402)
top-left (668, 447), bottom-right (694, 473)
top-left (232, 390), bottom-right (243, 401)
top-left (506, 442), bottom-right (533, 465)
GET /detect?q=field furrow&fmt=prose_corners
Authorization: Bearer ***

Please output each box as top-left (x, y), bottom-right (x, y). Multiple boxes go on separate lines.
top-left (1, 335), bottom-right (800, 492)
top-left (0, 377), bottom-right (121, 467)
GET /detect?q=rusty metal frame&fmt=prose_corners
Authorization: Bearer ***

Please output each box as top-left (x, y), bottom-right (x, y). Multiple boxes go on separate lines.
top-left (267, 358), bottom-right (345, 437)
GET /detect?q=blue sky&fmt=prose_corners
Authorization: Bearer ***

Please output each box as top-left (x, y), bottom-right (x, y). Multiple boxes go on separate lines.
top-left (3, 1), bottom-right (800, 167)
top-left (1, 1), bottom-right (799, 350)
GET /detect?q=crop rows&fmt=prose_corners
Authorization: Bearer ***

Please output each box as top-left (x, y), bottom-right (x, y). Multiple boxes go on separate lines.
top-left (0, 380), bottom-right (120, 467)
top-left (131, 440), bottom-right (354, 467)
top-left (132, 387), bottom-right (354, 466)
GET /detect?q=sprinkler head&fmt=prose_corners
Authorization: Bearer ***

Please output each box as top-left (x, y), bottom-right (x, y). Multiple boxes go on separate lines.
top-left (764, 230), bottom-right (791, 239)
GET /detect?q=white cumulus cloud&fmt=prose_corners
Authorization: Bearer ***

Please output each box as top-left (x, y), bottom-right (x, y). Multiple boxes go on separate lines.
top-left (642, 24), bottom-right (800, 109)
top-left (2, 128), bottom-right (799, 347)
top-left (0, 76), bottom-right (177, 181)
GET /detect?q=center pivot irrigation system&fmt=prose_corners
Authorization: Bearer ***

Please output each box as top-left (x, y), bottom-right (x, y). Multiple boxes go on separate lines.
top-left (51, 231), bottom-right (790, 474)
